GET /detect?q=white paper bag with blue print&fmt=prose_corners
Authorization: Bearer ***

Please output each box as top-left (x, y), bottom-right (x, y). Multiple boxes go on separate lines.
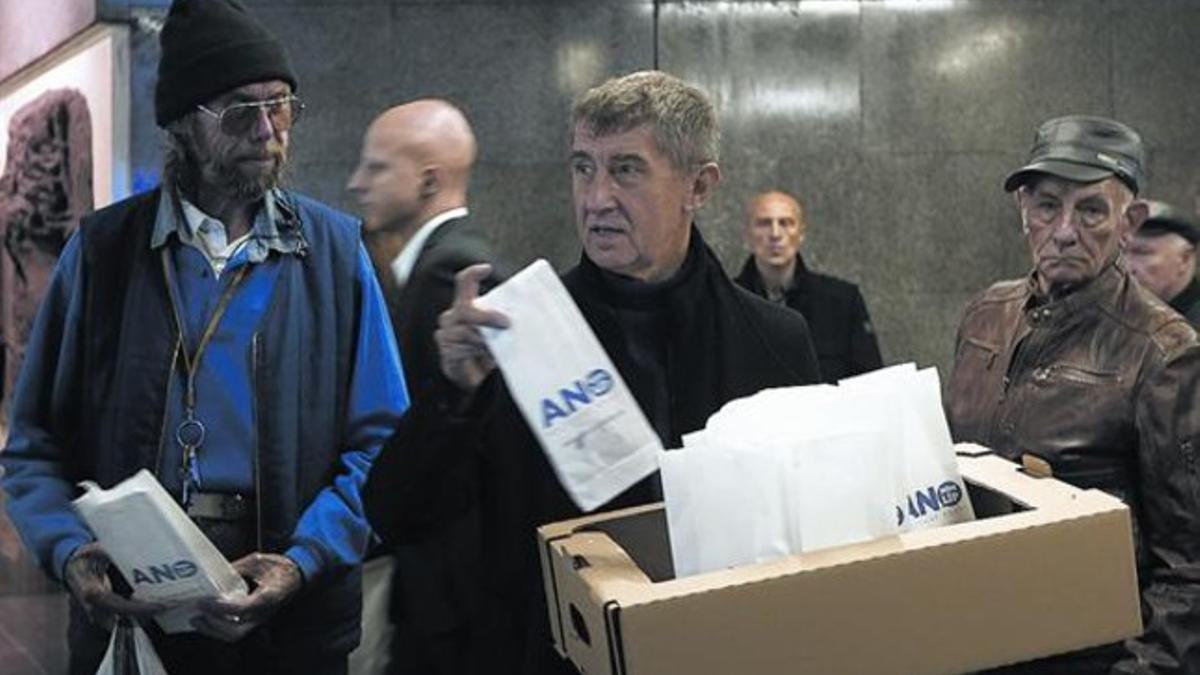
top-left (475, 259), bottom-right (662, 512)
top-left (73, 470), bottom-right (248, 634)
top-left (839, 364), bottom-right (975, 531)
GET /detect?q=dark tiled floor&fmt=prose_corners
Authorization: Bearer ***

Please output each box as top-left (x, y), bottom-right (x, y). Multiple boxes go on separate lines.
top-left (0, 592), bottom-right (69, 675)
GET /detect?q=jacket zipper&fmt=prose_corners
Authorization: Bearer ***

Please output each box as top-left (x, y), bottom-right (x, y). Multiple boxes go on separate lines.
top-left (993, 326), bottom-right (1037, 442)
top-left (252, 332), bottom-right (264, 552)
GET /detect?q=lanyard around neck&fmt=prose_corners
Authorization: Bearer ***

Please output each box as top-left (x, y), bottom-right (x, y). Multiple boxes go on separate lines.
top-left (161, 247), bottom-right (251, 411)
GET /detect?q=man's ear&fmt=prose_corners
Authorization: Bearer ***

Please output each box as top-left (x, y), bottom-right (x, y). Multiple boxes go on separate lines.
top-left (1125, 199), bottom-right (1150, 234)
top-left (684, 162), bottom-right (721, 213)
top-left (419, 166), bottom-right (440, 200)
top-left (1121, 199), bottom-right (1150, 249)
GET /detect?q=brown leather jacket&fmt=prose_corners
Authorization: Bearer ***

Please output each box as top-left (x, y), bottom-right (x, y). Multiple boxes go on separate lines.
top-left (947, 260), bottom-right (1200, 674)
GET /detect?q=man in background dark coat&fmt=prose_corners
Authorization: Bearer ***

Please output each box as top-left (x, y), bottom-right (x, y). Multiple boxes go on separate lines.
top-left (1126, 200), bottom-right (1200, 326)
top-left (734, 190), bottom-right (882, 382)
top-left (347, 99), bottom-right (500, 675)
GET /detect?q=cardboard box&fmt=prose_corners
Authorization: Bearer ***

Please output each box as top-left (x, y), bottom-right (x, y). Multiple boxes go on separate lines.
top-left (538, 453), bottom-right (1142, 675)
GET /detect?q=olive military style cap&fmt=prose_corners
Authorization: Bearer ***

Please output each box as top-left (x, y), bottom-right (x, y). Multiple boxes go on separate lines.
top-left (1139, 200), bottom-right (1200, 245)
top-left (1004, 115), bottom-right (1145, 195)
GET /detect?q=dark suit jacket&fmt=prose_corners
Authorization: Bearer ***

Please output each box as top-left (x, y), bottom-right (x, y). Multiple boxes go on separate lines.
top-left (387, 216), bottom-right (499, 406)
top-left (1170, 276), bottom-right (1200, 328)
top-left (375, 214), bottom-right (501, 674)
top-left (735, 254), bottom-right (883, 383)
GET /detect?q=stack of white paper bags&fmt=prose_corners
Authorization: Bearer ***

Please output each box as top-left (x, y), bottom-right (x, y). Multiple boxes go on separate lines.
top-left (73, 469), bottom-right (248, 633)
top-left (660, 363), bottom-right (974, 577)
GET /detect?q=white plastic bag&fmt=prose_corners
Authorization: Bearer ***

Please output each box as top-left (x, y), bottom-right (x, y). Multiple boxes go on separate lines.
top-left (73, 470), bottom-right (248, 633)
top-left (475, 259), bottom-right (663, 511)
top-left (95, 618), bottom-right (169, 675)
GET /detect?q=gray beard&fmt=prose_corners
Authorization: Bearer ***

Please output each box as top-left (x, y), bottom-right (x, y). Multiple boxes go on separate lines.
top-left (209, 157), bottom-right (285, 201)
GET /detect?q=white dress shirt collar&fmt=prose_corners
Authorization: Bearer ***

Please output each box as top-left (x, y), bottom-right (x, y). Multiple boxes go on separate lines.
top-left (389, 207), bottom-right (469, 286)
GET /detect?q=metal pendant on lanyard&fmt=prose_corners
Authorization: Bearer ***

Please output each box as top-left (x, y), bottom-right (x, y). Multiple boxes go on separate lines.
top-left (161, 247), bottom-right (250, 507)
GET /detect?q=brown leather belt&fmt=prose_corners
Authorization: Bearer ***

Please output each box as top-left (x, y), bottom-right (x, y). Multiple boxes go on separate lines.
top-left (185, 491), bottom-right (253, 521)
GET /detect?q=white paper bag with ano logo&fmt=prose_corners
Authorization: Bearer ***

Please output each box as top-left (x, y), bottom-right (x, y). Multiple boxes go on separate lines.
top-left (73, 470), bottom-right (248, 633)
top-left (475, 259), bottom-right (663, 511)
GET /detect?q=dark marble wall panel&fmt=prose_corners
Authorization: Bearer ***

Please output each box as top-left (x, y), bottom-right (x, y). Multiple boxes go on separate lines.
top-left (1146, 149), bottom-right (1200, 212)
top-left (0, 0), bottom-right (95, 82)
top-left (1113, 2), bottom-right (1200, 155)
top-left (254, 4), bottom-right (397, 171)
top-left (882, 290), bottom-right (977, 370)
top-left (659, 1), bottom-right (863, 270)
top-left (862, 0), bottom-right (1112, 155)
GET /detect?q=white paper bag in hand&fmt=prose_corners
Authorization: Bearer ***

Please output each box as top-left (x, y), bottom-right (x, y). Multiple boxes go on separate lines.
top-left (74, 470), bottom-right (248, 633)
top-left (95, 618), bottom-right (169, 675)
top-left (475, 259), bottom-right (662, 511)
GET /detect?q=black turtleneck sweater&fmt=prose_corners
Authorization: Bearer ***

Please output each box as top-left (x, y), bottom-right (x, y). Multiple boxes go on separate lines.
top-left (591, 245), bottom-right (701, 446)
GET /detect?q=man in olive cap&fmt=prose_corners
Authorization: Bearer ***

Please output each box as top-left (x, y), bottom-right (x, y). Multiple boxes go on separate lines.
top-left (946, 115), bottom-right (1200, 672)
top-left (1127, 200), bottom-right (1200, 326)
top-left (0, 1), bottom-right (407, 674)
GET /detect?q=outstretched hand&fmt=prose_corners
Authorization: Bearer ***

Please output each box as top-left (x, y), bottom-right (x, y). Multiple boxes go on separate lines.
top-left (435, 263), bottom-right (511, 393)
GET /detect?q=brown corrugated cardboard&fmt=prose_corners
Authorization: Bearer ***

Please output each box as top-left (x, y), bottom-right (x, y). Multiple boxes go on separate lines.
top-left (538, 453), bottom-right (1142, 675)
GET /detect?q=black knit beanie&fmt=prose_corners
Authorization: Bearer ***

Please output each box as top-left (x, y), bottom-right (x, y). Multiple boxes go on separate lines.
top-left (154, 0), bottom-right (298, 127)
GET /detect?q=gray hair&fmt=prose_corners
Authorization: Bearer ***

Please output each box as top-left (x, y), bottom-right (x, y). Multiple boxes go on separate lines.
top-left (572, 70), bottom-right (719, 173)
top-left (161, 117), bottom-right (197, 197)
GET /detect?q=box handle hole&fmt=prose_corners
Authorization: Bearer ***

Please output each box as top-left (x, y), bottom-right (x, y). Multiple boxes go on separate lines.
top-left (569, 603), bottom-right (591, 646)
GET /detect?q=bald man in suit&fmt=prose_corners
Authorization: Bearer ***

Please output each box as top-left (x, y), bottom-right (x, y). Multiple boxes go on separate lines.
top-left (348, 99), bottom-right (501, 675)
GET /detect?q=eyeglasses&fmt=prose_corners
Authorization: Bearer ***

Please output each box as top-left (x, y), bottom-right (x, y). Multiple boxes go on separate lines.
top-left (196, 95), bottom-right (305, 136)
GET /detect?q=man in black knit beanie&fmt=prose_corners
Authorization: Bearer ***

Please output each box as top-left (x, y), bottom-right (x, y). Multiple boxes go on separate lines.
top-left (0, 2), bottom-right (408, 674)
